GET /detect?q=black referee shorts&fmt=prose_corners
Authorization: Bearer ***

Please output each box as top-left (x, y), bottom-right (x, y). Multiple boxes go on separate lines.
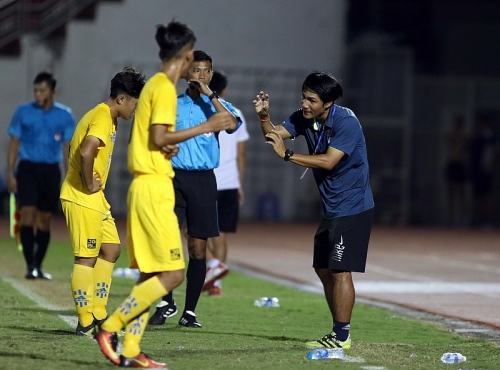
top-left (173, 169), bottom-right (219, 239)
top-left (16, 160), bottom-right (61, 213)
top-left (313, 208), bottom-right (374, 273)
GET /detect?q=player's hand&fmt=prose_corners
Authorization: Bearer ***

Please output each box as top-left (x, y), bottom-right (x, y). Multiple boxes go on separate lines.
top-left (87, 173), bottom-right (103, 193)
top-left (253, 91), bottom-right (270, 118)
top-left (161, 144), bottom-right (179, 159)
top-left (206, 112), bottom-right (236, 132)
top-left (265, 130), bottom-right (286, 158)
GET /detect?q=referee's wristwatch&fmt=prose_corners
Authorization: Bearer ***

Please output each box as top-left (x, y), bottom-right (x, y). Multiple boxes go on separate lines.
top-left (283, 149), bottom-right (294, 161)
top-left (208, 92), bottom-right (219, 100)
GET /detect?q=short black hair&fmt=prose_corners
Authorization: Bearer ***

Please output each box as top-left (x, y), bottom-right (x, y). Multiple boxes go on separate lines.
top-left (209, 70), bottom-right (227, 94)
top-left (109, 66), bottom-right (146, 99)
top-left (156, 19), bottom-right (196, 61)
top-left (193, 50), bottom-right (212, 67)
top-left (302, 72), bottom-right (343, 104)
top-left (33, 71), bottom-right (56, 90)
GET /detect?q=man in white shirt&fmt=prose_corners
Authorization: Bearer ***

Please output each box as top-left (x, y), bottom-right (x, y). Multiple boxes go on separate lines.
top-left (204, 71), bottom-right (250, 295)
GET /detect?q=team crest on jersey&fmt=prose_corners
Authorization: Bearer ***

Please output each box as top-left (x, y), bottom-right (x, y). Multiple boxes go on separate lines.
top-left (170, 248), bottom-right (181, 261)
top-left (111, 132), bottom-right (116, 142)
top-left (87, 239), bottom-right (97, 249)
top-left (203, 132), bottom-right (213, 138)
top-left (54, 132), bottom-right (62, 141)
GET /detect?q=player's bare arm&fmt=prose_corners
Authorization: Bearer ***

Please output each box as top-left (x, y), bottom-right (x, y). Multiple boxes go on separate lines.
top-left (79, 136), bottom-right (103, 193)
top-left (151, 113), bottom-right (235, 148)
top-left (160, 144), bottom-right (179, 159)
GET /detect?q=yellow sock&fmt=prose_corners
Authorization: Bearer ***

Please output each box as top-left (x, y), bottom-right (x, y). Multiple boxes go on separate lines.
top-left (71, 264), bottom-right (94, 327)
top-left (102, 276), bottom-right (167, 333)
top-left (121, 311), bottom-right (150, 359)
top-left (93, 258), bottom-right (114, 320)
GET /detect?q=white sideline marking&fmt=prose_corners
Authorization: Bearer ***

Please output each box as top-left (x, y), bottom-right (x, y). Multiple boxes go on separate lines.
top-left (355, 281), bottom-right (500, 294)
top-left (2, 274), bottom-right (77, 328)
top-left (453, 328), bottom-right (494, 334)
top-left (1, 274), bottom-right (124, 353)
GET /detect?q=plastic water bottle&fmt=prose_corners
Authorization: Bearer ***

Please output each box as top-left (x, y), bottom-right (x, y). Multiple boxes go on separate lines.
top-left (113, 267), bottom-right (125, 277)
top-left (306, 348), bottom-right (345, 360)
top-left (112, 268), bottom-right (140, 279)
top-left (253, 297), bottom-right (280, 307)
top-left (440, 352), bottom-right (466, 364)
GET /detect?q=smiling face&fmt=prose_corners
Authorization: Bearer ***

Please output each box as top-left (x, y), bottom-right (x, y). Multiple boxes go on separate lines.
top-left (301, 88), bottom-right (332, 121)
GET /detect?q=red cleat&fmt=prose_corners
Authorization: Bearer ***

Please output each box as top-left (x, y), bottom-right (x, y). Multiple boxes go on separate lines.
top-left (119, 352), bottom-right (167, 368)
top-left (94, 325), bottom-right (120, 365)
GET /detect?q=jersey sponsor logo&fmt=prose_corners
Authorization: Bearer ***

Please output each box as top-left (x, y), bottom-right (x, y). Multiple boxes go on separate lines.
top-left (332, 235), bottom-right (345, 262)
top-left (87, 239), bottom-right (97, 249)
top-left (170, 248), bottom-right (181, 261)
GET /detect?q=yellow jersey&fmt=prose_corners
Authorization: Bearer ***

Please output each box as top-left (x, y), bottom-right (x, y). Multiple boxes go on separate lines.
top-left (128, 72), bottom-right (177, 177)
top-left (60, 103), bottom-right (116, 213)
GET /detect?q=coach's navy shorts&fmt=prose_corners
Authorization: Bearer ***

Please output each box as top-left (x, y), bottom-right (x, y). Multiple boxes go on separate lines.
top-left (16, 160), bottom-right (61, 213)
top-left (217, 189), bottom-right (239, 233)
top-left (174, 169), bottom-right (219, 239)
top-left (313, 208), bottom-right (374, 273)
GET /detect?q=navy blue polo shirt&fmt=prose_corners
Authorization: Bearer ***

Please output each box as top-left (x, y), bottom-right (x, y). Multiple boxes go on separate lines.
top-left (281, 105), bottom-right (374, 218)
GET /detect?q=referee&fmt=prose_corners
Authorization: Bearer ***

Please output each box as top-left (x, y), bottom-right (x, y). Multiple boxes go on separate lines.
top-left (7, 71), bottom-right (75, 280)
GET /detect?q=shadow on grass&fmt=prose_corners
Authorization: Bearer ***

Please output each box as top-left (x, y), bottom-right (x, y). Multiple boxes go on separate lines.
top-left (5, 325), bottom-right (75, 336)
top-left (0, 350), bottom-right (107, 367)
top-left (147, 325), bottom-right (305, 343)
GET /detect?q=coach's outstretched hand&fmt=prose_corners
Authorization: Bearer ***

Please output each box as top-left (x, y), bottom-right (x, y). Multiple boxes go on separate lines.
top-left (253, 91), bottom-right (270, 118)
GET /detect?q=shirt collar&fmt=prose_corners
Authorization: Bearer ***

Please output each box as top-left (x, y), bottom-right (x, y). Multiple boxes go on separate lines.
top-left (311, 104), bottom-right (337, 131)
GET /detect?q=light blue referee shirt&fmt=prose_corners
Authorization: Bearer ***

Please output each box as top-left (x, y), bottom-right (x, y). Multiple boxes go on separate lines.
top-left (172, 92), bottom-right (242, 171)
top-left (8, 102), bottom-right (75, 164)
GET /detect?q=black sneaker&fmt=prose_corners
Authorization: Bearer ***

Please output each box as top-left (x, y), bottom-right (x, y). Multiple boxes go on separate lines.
top-left (178, 311), bottom-right (202, 328)
top-left (75, 320), bottom-right (96, 337)
top-left (148, 301), bottom-right (178, 325)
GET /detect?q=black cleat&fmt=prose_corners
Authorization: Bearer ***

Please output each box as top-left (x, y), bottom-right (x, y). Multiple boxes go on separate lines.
top-left (25, 268), bottom-right (38, 279)
top-left (148, 301), bottom-right (178, 326)
top-left (178, 311), bottom-right (202, 328)
top-left (35, 268), bottom-right (52, 280)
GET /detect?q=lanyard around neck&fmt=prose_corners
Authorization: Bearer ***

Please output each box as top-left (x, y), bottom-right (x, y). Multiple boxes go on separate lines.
top-left (312, 105), bottom-right (336, 154)
top-left (300, 105), bottom-right (336, 180)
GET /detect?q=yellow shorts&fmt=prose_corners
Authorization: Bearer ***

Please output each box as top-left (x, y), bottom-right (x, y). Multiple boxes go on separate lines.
top-left (127, 174), bottom-right (185, 273)
top-left (61, 200), bottom-right (120, 257)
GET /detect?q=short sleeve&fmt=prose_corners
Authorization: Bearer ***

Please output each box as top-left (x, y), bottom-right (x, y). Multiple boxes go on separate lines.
top-left (330, 116), bottom-right (362, 156)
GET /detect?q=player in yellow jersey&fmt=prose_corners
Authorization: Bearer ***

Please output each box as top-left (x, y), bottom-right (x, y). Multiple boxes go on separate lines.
top-left (94, 20), bottom-right (236, 369)
top-left (60, 67), bottom-right (145, 337)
